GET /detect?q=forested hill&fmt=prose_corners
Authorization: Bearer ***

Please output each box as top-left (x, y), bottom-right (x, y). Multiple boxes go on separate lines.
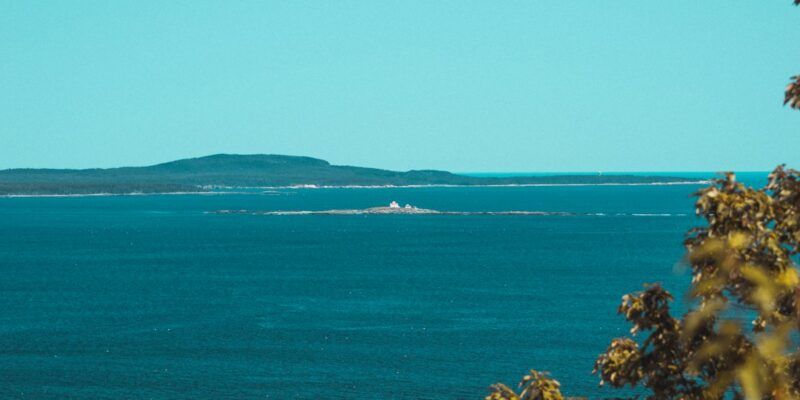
top-left (0, 154), bottom-right (705, 195)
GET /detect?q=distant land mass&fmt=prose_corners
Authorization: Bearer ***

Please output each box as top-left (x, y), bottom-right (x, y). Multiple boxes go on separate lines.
top-left (0, 154), bottom-right (707, 195)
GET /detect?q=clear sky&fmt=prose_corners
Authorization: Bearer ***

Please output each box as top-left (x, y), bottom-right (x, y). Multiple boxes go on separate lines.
top-left (1, 1), bottom-right (799, 172)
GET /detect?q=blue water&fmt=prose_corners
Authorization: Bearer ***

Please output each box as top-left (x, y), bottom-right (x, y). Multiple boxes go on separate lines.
top-left (0, 176), bottom-right (771, 399)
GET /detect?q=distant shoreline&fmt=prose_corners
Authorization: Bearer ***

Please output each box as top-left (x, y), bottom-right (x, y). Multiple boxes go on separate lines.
top-left (0, 180), bottom-right (711, 198)
top-left (0, 154), bottom-right (709, 196)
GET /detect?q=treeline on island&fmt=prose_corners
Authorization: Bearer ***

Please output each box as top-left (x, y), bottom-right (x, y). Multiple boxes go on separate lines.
top-left (0, 154), bottom-right (702, 195)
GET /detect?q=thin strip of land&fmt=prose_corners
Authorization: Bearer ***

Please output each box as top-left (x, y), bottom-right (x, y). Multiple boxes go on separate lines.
top-left (0, 154), bottom-right (707, 195)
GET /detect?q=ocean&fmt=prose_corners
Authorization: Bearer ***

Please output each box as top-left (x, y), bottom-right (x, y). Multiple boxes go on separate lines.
top-left (0, 173), bottom-right (770, 399)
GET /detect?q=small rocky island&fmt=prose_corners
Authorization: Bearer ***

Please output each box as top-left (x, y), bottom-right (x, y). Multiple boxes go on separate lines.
top-left (211, 201), bottom-right (576, 216)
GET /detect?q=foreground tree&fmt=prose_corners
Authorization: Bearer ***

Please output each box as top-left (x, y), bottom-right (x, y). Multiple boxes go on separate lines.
top-left (488, 169), bottom-right (800, 399)
top-left (488, 4), bottom-right (800, 398)
top-left (787, 2), bottom-right (800, 109)
top-left (786, 76), bottom-right (800, 109)
top-left (593, 168), bottom-right (800, 399)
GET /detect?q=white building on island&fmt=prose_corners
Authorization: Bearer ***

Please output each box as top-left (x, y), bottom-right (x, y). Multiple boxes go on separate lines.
top-left (389, 201), bottom-right (400, 208)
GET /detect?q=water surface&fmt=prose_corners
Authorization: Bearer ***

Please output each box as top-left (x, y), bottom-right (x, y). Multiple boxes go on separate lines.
top-left (0, 180), bottom-right (767, 399)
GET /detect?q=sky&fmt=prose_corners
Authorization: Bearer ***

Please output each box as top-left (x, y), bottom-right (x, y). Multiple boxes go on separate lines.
top-left (1, 1), bottom-right (799, 172)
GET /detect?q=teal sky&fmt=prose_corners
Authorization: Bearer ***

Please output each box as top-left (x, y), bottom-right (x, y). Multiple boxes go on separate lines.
top-left (2, 1), bottom-right (799, 172)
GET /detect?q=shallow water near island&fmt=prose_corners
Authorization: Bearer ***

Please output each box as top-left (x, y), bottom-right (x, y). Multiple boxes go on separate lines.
top-left (0, 175), bottom-right (769, 399)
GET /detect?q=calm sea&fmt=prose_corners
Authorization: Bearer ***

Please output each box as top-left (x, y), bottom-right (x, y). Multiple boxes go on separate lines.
top-left (0, 173), bottom-right (770, 399)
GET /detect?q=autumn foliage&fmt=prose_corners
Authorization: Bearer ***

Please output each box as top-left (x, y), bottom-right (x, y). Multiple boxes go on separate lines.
top-left (488, 168), bottom-right (800, 399)
top-left (487, 3), bottom-right (800, 398)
